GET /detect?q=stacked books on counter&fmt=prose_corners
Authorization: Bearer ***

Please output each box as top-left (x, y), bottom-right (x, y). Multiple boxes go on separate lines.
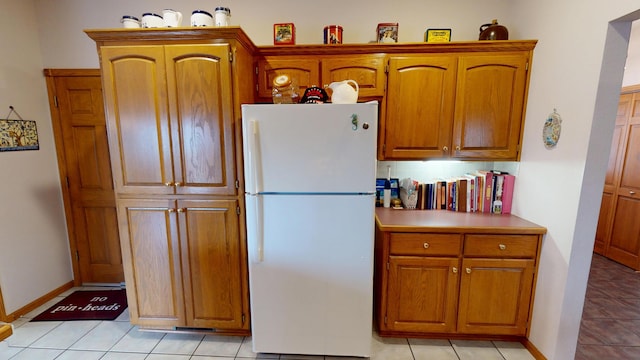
top-left (401, 170), bottom-right (515, 214)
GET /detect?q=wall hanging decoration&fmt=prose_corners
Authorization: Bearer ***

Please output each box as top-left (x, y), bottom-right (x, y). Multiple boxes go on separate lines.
top-left (543, 108), bottom-right (562, 149)
top-left (0, 106), bottom-right (39, 152)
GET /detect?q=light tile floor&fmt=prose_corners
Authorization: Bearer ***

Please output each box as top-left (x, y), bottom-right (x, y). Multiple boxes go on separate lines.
top-left (0, 287), bottom-right (536, 360)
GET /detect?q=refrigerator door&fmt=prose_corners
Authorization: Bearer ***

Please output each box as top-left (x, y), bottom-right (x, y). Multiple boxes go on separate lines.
top-left (246, 193), bottom-right (374, 357)
top-left (242, 103), bottom-right (378, 194)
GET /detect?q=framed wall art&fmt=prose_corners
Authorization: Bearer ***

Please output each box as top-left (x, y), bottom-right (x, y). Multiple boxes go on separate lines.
top-left (0, 107), bottom-right (39, 152)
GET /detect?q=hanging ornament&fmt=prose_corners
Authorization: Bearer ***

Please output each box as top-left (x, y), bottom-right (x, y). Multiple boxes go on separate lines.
top-left (543, 109), bottom-right (562, 149)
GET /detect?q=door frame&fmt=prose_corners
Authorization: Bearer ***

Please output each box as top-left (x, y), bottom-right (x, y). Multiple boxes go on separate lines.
top-left (44, 68), bottom-right (102, 286)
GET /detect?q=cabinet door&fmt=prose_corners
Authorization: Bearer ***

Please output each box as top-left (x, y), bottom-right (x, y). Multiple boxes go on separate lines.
top-left (165, 45), bottom-right (237, 196)
top-left (382, 55), bottom-right (457, 159)
top-left (594, 192), bottom-right (614, 255)
top-left (179, 199), bottom-right (247, 330)
top-left (452, 53), bottom-right (529, 160)
top-left (257, 57), bottom-right (320, 100)
top-left (100, 46), bottom-right (174, 195)
top-left (117, 199), bottom-right (186, 328)
top-left (457, 258), bottom-right (534, 335)
top-left (386, 256), bottom-right (459, 333)
top-left (321, 55), bottom-right (386, 98)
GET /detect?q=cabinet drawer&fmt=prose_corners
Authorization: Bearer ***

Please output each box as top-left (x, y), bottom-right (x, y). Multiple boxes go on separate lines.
top-left (463, 234), bottom-right (538, 258)
top-left (390, 233), bottom-right (461, 256)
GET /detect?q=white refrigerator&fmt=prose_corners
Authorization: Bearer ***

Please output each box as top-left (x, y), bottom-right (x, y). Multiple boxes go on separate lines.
top-left (242, 103), bottom-right (378, 357)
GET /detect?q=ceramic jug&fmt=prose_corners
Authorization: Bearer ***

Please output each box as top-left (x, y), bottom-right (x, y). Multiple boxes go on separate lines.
top-left (479, 19), bottom-right (509, 40)
top-left (162, 9), bottom-right (182, 27)
top-left (328, 80), bottom-right (359, 104)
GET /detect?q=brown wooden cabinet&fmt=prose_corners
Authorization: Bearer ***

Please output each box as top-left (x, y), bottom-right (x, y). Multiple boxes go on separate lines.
top-left (457, 234), bottom-right (537, 335)
top-left (118, 199), bottom-right (244, 329)
top-left (86, 28), bottom-right (255, 333)
top-left (595, 85), bottom-right (640, 270)
top-left (256, 54), bottom-right (385, 102)
top-left (374, 209), bottom-right (544, 339)
top-left (381, 49), bottom-right (533, 160)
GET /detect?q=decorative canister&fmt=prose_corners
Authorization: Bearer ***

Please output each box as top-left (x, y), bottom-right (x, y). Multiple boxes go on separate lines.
top-left (214, 7), bottom-right (230, 26)
top-left (324, 25), bottom-right (343, 44)
top-left (121, 15), bottom-right (141, 28)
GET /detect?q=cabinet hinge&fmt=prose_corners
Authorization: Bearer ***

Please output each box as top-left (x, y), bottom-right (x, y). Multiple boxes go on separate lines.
top-left (256, 83), bottom-right (259, 93)
top-left (53, 95), bottom-right (59, 108)
top-left (66, 176), bottom-right (70, 188)
top-left (242, 314), bottom-right (245, 324)
top-left (384, 315), bottom-right (387, 324)
top-left (255, 65), bottom-right (258, 75)
top-left (525, 62), bottom-right (529, 71)
top-left (236, 206), bottom-right (241, 215)
top-left (386, 262), bottom-right (390, 270)
top-left (229, 51), bottom-right (233, 62)
top-left (75, 250), bottom-right (79, 261)
top-left (235, 180), bottom-right (240, 189)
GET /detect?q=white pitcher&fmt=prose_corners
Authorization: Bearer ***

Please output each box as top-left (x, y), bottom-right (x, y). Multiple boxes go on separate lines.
top-left (162, 9), bottom-right (182, 27)
top-left (328, 80), bottom-right (359, 104)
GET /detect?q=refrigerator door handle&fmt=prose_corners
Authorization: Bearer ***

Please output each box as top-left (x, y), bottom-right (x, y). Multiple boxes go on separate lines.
top-left (249, 194), bottom-right (265, 263)
top-left (247, 120), bottom-right (262, 194)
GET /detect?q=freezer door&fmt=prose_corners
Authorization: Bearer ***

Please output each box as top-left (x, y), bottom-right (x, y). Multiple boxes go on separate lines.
top-left (246, 193), bottom-right (374, 357)
top-left (242, 103), bottom-right (378, 194)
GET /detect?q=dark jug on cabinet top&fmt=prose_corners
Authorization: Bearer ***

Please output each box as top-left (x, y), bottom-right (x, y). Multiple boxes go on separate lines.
top-left (479, 19), bottom-right (509, 40)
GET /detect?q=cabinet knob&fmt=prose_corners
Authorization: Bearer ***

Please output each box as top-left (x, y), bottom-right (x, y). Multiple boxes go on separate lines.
top-left (442, 146), bottom-right (449, 152)
top-left (466, 267), bottom-right (471, 274)
top-left (423, 242), bottom-right (430, 249)
top-left (177, 208), bottom-right (185, 213)
top-left (455, 145), bottom-right (461, 151)
top-left (165, 181), bottom-right (175, 186)
top-left (175, 182), bottom-right (183, 187)
top-left (630, 191), bottom-right (636, 195)
top-left (452, 267), bottom-right (458, 273)
top-left (167, 208), bottom-right (176, 213)
top-left (499, 244), bottom-right (507, 250)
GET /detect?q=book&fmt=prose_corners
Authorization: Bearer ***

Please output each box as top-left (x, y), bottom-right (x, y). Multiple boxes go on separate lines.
top-left (492, 174), bottom-right (505, 214)
top-left (456, 178), bottom-right (467, 212)
top-left (476, 170), bottom-right (494, 213)
top-left (501, 174), bottom-right (516, 214)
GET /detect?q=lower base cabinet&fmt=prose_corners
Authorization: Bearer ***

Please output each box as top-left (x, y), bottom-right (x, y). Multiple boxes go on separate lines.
top-left (375, 228), bottom-right (542, 338)
top-left (117, 198), bottom-right (248, 331)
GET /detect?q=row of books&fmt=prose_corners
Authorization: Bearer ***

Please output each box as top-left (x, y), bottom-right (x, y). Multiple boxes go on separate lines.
top-left (408, 170), bottom-right (515, 214)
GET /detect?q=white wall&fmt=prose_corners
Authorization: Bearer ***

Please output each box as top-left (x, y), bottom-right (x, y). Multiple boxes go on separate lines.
top-left (623, 20), bottom-right (640, 86)
top-left (0, 0), bottom-right (72, 314)
top-left (0, 0), bottom-right (637, 358)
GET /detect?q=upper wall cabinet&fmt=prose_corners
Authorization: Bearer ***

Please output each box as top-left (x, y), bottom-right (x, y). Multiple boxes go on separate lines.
top-left (380, 46), bottom-right (534, 161)
top-left (256, 53), bottom-right (386, 102)
top-left (256, 40), bottom-right (536, 161)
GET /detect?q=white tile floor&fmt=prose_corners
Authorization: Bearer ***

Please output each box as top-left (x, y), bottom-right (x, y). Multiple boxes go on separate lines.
top-left (0, 287), bottom-right (536, 360)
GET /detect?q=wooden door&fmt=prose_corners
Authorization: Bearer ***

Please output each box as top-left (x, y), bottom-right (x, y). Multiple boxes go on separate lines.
top-left (321, 55), bottom-right (386, 98)
top-left (595, 93), bottom-right (631, 254)
top-left (607, 92), bottom-right (640, 268)
top-left (100, 45), bottom-right (175, 195)
top-left (457, 258), bottom-right (534, 335)
top-left (382, 55), bottom-right (457, 159)
top-left (256, 57), bottom-right (320, 100)
top-left (386, 256), bottom-right (459, 333)
top-left (117, 199), bottom-right (186, 328)
top-left (45, 70), bottom-right (124, 284)
top-left (179, 199), bottom-right (247, 330)
top-left (164, 44), bottom-right (237, 196)
top-left (452, 53), bottom-right (529, 160)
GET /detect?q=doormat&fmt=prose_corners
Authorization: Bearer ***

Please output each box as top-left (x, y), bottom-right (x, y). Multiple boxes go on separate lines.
top-left (31, 289), bottom-right (127, 322)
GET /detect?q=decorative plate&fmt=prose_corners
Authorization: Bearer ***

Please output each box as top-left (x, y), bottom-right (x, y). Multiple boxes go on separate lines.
top-left (543, 109), bottom-right (562, 148)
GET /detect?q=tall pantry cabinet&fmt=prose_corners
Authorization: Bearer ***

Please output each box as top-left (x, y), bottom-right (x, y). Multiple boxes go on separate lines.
top-left (85, 28), bottom-right (256, 332)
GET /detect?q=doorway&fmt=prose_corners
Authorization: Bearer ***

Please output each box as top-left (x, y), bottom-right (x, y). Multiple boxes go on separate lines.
top-left (44, 69), bottom-right (124, 285)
